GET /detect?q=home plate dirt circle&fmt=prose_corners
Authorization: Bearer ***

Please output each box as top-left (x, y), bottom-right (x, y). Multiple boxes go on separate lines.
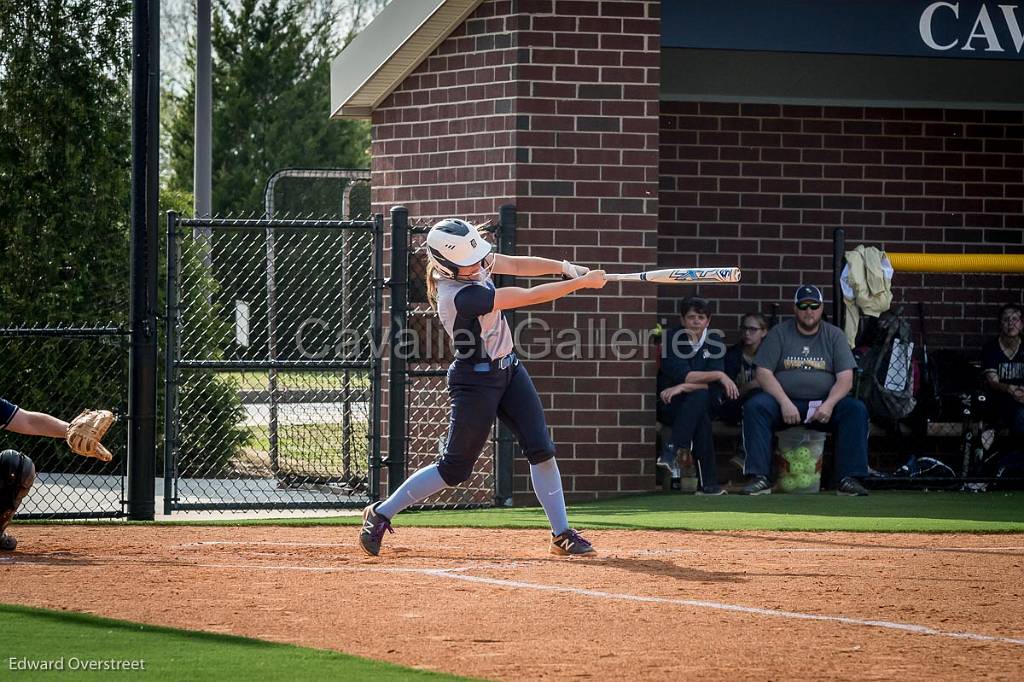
top-left (3, 525), bottom-right (1023, 680)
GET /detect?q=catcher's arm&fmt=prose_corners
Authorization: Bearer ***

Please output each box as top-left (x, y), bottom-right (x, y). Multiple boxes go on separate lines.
top-left (5, 409), bottom-right (70, 439)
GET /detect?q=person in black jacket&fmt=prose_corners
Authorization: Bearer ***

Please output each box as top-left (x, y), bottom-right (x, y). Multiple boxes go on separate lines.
top-left (657, 297), bottom-right (738, 495)
top-left (982, 303), bottom-right (1024, 436)
top-left (719, 312), bottom-right (769, 425)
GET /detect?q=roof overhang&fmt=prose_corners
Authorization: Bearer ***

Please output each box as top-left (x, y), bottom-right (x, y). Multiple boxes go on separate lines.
top-left (330, 0), bottom-right (485, 120)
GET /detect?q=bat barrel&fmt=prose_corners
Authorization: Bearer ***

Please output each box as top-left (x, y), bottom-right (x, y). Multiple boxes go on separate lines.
top-left (604, 268), bottom-right (741, 283)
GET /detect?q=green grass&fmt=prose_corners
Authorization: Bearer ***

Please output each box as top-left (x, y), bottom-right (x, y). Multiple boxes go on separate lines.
top-left (1, 603), bottom-right (476, 681)
top-left (218, 370), bottom-right (369, 391)
top-left (238, 421), bottom-right (368, 479)
top-left (21, 492), bottom-right (1024, 533)
top-left (243, 422), bottom-right (368, 476)
top-left (175, 491), bottom-right (1024, 533)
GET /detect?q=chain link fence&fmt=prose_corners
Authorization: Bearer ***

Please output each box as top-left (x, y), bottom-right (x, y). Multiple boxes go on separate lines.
top-left (166, 213), bottom-right (383, 511)
top-left (2, 326), bottom-right (128, 518)
top-left (404, 217), bottom-right (493, 508)
top-left (382, 208), bottom-right (520, 509)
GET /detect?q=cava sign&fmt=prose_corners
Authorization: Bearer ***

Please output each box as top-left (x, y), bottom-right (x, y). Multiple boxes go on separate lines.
top-left (662, 1), bottom-right (1024, 60)
top-left (920, 2), bottom-right (1024, 54)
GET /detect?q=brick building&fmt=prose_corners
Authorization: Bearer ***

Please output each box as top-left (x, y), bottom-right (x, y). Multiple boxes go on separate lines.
top-left (331, 0), bottom-right (1024, 501)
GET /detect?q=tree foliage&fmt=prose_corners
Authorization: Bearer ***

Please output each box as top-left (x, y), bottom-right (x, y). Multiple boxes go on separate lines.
top-left (167, 0), bottom-right (371, 214)
top-left (0, 2), bottom-right (132, 475)
top-left (0, 0), bottom-right (132, 323)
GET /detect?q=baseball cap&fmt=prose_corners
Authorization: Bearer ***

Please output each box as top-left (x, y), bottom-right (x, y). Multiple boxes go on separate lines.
top-left (793, 285), bottom-right (823, 304)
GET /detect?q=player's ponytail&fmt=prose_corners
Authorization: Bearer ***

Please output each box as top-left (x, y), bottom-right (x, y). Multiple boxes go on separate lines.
top-left (425, 260), bottom-right (439, 304)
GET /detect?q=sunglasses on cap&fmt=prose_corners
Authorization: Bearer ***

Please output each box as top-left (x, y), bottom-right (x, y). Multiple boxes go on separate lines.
top-left (796, 301), bottom-right (822, 311)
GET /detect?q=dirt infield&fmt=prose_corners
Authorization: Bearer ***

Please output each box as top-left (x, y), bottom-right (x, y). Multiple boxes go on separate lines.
top-left (3, 525), bottom-right (1023, 681)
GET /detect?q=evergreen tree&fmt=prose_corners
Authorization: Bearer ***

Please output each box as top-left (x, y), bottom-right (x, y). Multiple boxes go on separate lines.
top-left (168, 0), bottom-right (370, 214)
top-left (0, 1), bottom-right (132, 472)
top-left (0, 0), bottom-right (132, 323)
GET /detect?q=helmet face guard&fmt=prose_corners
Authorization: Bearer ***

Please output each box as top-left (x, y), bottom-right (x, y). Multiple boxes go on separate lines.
top-left (425, 219), bottom-right (492, 281)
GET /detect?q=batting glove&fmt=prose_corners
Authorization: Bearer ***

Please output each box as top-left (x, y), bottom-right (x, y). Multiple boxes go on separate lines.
top-left (561, 259), bottom-right (590, 279)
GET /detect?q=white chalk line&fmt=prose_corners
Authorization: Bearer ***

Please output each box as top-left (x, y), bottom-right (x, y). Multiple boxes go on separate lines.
top-left (169, 559), bottom-right (1024, 648)
top-left (429, 571), bottom-right (1024, 647)
top-left (7, 553), bottom-right (1024, 647)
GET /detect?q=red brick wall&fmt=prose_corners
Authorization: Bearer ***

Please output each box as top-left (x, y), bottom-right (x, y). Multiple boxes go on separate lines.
top-left (659, 101), bottom-right (1024, 350)
top-left (372, 0), bottom-right (661, 502)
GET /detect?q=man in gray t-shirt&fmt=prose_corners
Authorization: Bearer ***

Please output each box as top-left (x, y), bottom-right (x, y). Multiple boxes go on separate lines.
top-left (756, 311), bottom-right (856, 401)
top-left (740, 285), bottom-right (870, 496)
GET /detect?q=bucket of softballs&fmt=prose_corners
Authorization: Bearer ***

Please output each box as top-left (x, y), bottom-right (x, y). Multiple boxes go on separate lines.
top-left (774, 428), bottom-right (826, 493)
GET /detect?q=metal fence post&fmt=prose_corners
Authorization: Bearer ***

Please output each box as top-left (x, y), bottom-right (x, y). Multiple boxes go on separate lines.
top-left (387, 206), bottom-right (411, 492)
top-left (833, 227), bottom-right (846, 330)
top-left (369, 213), bottom-right (385, 500)
top-left (494, 204), bottom-right (517, 506)
top-left (266, 226), bottom-right (280, 477)
top-left (164, 212), bottom-right (181, 515)
top-left (127, 0), bottom-right (158, 521)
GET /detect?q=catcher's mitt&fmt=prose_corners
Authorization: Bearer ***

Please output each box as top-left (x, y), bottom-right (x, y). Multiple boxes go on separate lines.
top-left (66, 409), bottom-right (115, 462)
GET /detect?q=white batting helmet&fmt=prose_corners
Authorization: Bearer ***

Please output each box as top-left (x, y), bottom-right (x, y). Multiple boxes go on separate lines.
top-left (425, 218), bottom-right (492, 280)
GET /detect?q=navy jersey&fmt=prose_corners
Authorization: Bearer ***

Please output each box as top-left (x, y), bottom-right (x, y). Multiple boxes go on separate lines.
top-left (724, 342), bottom-right (756, 386)
top-left (658, 326), bottom-right (726, 391)
top-left (435, 275), bottom-right (514, 362)
top-left (982, 337), bottom-right (1024, 386)
top-left (0, 398), bottom-right (19, 430)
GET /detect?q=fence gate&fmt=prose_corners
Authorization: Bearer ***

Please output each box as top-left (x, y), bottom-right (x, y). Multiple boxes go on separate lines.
top-left (165, 213), bottom-right (383, 512)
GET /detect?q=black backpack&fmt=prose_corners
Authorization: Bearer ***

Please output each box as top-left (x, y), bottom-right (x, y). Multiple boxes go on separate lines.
top-left (856, 308), bottom-right (917, 426)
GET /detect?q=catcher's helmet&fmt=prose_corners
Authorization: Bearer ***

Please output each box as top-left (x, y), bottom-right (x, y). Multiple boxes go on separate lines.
top-left (425, 219), bottom-right (492, 280)
top-left (0, 449), bottom-right (35, 513)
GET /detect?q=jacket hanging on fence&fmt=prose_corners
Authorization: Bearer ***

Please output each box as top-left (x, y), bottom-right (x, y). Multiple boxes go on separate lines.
top-left (841, 245), bottom-right (894, 347)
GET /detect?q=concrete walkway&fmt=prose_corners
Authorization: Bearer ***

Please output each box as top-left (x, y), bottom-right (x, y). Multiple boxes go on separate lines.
top-left (19, 473), bottom-right (366, 521)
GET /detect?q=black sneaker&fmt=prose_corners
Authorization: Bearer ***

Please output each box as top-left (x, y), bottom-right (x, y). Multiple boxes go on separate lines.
top-left (740, 475), bottom-right (772, 495)
top-left (657, 444), bottom-right (682, 479)
top-left (0, 532), bottom-right (16, 551)
top-left (358, 502), bottom-right (394, 556)
top-left (837, 477), bottom-right (869, 496)
top-left (550, 528), bottom-right (596, 556)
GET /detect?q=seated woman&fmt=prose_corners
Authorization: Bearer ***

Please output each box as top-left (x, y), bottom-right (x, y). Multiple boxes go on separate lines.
top-left (719, 312), bottom-right (769, 425)
top-left (983, 303), bottom-right (1024, 432)
top-left (981, 303), bottom-right (1024, 479)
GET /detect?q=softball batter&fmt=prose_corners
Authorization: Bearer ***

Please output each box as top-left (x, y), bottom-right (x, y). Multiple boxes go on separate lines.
top-left (359, 218), bottom-right (606, 557)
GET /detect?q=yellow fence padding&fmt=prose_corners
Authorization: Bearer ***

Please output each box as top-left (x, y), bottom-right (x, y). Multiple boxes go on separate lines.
top-left (886, 252), bottom-right (1024, 274)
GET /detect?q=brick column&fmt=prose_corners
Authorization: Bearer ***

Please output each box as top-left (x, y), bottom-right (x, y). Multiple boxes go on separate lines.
top-left (372, 0), bottom-right (661, 502)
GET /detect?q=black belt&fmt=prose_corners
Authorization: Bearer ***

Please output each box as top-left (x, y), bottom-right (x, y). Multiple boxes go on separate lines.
top-left (472, 352), bottom-right (518, 372)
